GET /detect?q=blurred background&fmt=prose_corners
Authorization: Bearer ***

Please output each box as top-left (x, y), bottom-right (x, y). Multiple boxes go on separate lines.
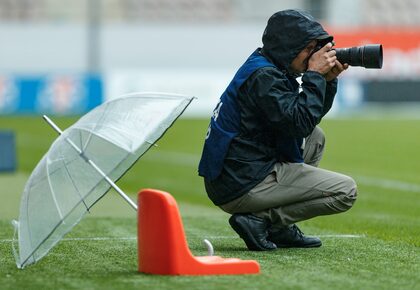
top-left (1, 0), bottom-right (420, 118)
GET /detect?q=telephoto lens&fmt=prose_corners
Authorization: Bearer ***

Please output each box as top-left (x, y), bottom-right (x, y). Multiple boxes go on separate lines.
top-left (335, 44), bottom-right (383, 69)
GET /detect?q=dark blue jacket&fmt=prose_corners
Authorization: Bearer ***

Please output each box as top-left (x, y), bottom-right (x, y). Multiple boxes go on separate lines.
top-left (198, 50), bottom-right (277, 181)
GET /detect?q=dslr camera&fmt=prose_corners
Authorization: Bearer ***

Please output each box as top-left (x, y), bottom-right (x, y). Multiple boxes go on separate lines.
top-left (313, 38), bottom-right (383, 69)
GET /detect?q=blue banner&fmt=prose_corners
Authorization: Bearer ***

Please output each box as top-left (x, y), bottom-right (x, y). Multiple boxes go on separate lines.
top-left (0, 74), bottom-right (103, 115)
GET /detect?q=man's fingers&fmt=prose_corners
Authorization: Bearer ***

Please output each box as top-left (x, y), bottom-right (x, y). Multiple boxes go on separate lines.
top-left (310, 42), bottom-right (350, 76)
top-left (335, 60), bottom-right (349, 71)
top-left (327, 49), bottom-right (336, 57)
top-left (328, 56), bottom-right (337, 67)
top-left (324, 59), bottom-right (350, 81)
top-left (319, 42), bottom-right (334, 53)
top-left (334, 60), bottom-right (344, 71)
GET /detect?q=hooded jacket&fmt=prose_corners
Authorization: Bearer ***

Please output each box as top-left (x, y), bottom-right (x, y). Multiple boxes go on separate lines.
top-left (199, 10), bottom-right (338, 206)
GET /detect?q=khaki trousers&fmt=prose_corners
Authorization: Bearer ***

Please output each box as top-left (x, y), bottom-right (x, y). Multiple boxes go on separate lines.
top-left (220, 127), bottom-right (357, 229)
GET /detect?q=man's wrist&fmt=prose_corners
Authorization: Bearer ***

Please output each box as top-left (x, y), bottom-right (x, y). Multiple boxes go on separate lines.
top-left (305, 70), bottom-right (324, 77)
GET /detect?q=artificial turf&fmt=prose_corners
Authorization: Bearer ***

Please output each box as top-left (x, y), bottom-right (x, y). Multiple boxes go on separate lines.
top-left (0, 116), bottom-right (419, 289)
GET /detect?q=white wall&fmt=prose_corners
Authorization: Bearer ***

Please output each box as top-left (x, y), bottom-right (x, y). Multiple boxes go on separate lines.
top-left (325, 0), bottom-right (362, 27)
top-left (0, 23), bottom-right (268, 73)
top-left (0, 24), bottom-right (88, 73)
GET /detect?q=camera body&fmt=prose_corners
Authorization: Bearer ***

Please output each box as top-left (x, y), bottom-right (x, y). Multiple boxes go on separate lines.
top-left (312, 42), bottom-right (383, 69)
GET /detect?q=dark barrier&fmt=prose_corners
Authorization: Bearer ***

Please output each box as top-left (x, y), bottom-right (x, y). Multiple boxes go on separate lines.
top-left (364, 80), bottom-right (420, 102)
top-left (0, 131), bottom-right (16, 172)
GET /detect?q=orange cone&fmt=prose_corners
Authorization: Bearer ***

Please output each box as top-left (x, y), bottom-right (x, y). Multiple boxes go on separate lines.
top-left (137, 189), bottom-right (260, 275)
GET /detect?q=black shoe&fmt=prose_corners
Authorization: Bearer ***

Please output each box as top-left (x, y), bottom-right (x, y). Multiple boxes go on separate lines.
top-left (268, 224), bottom-right (322, 248)
top-left (229, 214), bottom-right (277, 251)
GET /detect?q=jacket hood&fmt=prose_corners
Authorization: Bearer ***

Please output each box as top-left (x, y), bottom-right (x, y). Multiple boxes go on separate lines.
top-left (261, 10), bottom-right (332, 71)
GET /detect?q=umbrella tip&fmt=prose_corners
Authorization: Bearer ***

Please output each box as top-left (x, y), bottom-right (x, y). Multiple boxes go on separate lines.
top-left (42, 115), bottom-right (63, 135)
top-left (11, 219), bottom-right (19, 229)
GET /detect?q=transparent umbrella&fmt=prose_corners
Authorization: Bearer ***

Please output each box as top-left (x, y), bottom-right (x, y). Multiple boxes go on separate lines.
top-left (12, 92), bottom-right (194, 268)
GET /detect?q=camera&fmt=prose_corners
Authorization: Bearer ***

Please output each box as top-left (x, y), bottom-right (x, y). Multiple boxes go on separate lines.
top-left (335, 44), bottom-right (383, 69)
top-left (312, 41), bottom-right (383, 69)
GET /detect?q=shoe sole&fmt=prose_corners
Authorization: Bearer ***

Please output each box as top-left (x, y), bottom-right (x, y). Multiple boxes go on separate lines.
top-left (229, 215), bottom-right (275, 251)
top-left (274, 241), bottom-right (322, 248)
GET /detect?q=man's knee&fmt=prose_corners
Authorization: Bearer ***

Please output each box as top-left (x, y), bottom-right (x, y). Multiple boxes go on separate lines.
top-left (303, 126), bottom-right (326, 166)
top-left (337, 176), bottom-right (358, 212)
top-left (308, 126), bottom-right (325, 147)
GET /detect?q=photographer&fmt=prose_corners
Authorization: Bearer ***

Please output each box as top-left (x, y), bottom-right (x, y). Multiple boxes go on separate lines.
top-left (198, 9), bottom-right (357, 251)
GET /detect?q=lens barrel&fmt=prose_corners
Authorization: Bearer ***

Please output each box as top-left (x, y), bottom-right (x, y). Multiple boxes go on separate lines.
top-left (335, 44), bottom-right (383, 69)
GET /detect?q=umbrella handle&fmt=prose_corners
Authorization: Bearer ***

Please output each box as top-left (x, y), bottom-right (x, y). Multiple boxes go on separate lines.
top-left (42, 115), bottom-right (138, 211)
top-left (203, 239), bottom-right (214, 256)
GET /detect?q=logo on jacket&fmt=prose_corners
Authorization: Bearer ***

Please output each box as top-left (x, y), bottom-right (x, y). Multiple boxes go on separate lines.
top-left (205, 101), bottom-right (223, 139)
top-left (212, 101), bottom-right (223, 122)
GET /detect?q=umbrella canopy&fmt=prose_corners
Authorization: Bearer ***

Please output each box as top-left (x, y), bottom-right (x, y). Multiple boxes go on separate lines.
top-left (12, 92), bottom-right (194, 268)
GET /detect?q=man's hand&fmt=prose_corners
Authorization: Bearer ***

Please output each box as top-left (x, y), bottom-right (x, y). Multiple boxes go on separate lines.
top-left (324, 60), bottom-right (349, 82)
top-left (308, 42), bottom-right (337, 75)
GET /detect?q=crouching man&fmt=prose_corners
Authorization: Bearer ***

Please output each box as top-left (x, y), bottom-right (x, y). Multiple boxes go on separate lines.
top-left (198, 9), bottom-right (357, 251)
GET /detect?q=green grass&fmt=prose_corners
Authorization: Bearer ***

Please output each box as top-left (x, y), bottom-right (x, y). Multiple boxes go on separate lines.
top-left (0, 116), bottom-right (419, 289)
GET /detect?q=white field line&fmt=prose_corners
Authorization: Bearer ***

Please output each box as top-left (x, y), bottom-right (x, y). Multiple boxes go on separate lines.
top-left (145, 150), bottom-right (420, 193)
top-left (0, 234), bottom-right (365, 243)
top-left (353, 175), bottom-right (420, 193)
top-left (0, 237), bottom-right (137, 243)
top-left (317, 234), bottom-right (366, 238)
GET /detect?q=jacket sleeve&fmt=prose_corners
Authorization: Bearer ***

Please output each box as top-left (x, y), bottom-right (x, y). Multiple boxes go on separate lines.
top-left (246, 68), bottom-right (327, 138)
top-left (322, 78), bottom-right (338, 117)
